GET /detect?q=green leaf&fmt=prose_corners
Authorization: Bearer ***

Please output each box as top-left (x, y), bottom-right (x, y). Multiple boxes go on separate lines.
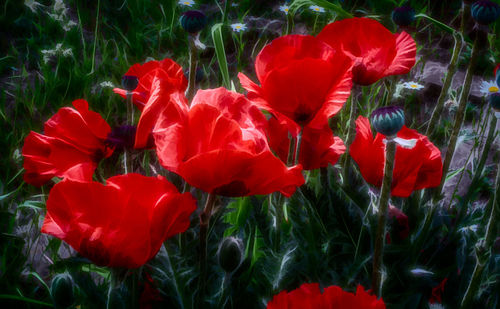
top-left (211, 23), bottom-right (231, 89)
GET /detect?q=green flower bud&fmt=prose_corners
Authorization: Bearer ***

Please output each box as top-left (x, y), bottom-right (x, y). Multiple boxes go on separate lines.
top-left (121, 75), bottom-right (138, 92)
top-left (217, 236), bottom-right (244, 273)
top-left (180, 10), bottom-right (207, 34)
top-left (370, 106), bottom-right (405, 137)
top-left (471, 1), bottom-right (500, 25)
top-left (50, 273), bottom-right (75, 309)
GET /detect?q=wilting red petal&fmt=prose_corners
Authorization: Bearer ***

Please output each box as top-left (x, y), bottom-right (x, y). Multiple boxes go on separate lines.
top-left (154, 88), bottom-right (304, 197)
top-left (22, 100), bottom-right (112, 186)
top-left (267, 283), bottom-right (385, 309)
top-left (429, 278), bottom-right (447, 304)
top-left (388, 205), bottom-right (410, 240)
top-left (268, 117), bottom-right (345, 170)
top-left (41, 174), bottom-right (197, 268)
top-left (317, 17), bottom-right (416, 85)
top-left (239, 35), bottom-right (352, 135)
top-left (350, 116), bottom-right (442, 197)
top-left (113, 58), bottom-right (187, 110)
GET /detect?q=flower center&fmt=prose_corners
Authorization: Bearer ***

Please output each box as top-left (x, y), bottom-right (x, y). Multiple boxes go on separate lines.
top-left (314, 8), bottom-right (320, 11)
top-left (489, 86), bottom-right (499, 92)
top-left (410, 84), bottom-right (418, 88)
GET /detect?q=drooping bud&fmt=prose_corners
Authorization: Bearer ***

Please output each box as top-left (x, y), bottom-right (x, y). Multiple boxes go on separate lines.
top-left (370, 106), bottom-right (405, 137)
top-left (471, 0), bottom-right (500, 25)
top-left (180, 10), bottom-right (207, 34)
top-left (392, 5), bottom-right (416, 27)
top-left (121, 75), bottom-right (139, 92)
top-left (50, 273), bottom-right (76, 309)
top-left (217, 236), bottom-right (244, 273)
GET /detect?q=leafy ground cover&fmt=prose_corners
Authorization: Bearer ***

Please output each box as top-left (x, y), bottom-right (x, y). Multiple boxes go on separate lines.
top-left (1, 0), bottom-right (499, 308)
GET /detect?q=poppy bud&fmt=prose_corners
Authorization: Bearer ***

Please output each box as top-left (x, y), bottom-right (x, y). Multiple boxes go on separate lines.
top-left (489, 93), bottom-right (500, 112)
top-left (121, 75), bottom-right (138, 92)
top-left (180, 10), bottom-right (207, 34)
top-left (471, 0), bottom-right (500, 25)
top-left (392, 6), bottom-right (416, 27)
top-left (50, 273), bottom-right (76, 308)
top-left (217, 236), bottom-right (244, 273)
top-left (370, 106), bottom-right (405, 137)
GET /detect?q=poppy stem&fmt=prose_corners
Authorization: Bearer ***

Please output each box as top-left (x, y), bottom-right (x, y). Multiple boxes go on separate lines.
top-left (426, 32), bottom-right (463, 136)
top-left (287, 132), bottom-right (296, 166)
top-left (433, 35), bottom-right (480, 203)
top-left (186, 36), bottom-right (198, 102)
top-left (342, 94), bottom-right (357, 182)
top-left (372, 137), bottom-right (396, 297)
top-left (294, 130), bottom-right (303, 165)
top-left (123, 91), bottom-right (134, 173)
top-left (199, 193), bottom-right (217, 298)
top-left (461, 159), bottom-right (500, 308)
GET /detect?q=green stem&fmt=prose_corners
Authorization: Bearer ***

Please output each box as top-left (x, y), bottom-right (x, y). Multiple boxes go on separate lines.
top-left (342, 93), bottom-right (357, 182)
top-left (186, 36), bottom-right (198, 102)
top-left (199, 193), bottom-right (217, 301)
top-left (123, 92), bottom-right (134, 173)
top-left (371, 138), bottom-right (396, 297)
top-left (426, 32), bottom-right (463, 136)
top-left (294, 130), bottom-right (303, 166)
top-left (433, 36), bottom-right (480, 202)
top-left (461, 159), bottom-right (500, 308)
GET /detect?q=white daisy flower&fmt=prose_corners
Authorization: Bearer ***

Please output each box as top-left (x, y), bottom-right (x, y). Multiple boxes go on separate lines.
top-left (280, 5), bottom-right (290, 14)
top-left (402, 81), bottom-right (424, 90)
top-left (309, 5), bottom-right (325, 13)
top-left (231, 23), bottom-right (247, 32)
top-left (178, 0), bottom-right (195, 7)
top-left (99, 81), bottom-right (115, 88)
top-left (479, 80), bottom-right (499, 96)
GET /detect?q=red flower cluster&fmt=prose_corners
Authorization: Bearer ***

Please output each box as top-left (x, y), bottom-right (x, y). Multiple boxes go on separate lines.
top-left (41, 173), bottom-right (196, 268)
top-left (317, 17), bottom-right (416, 86)
top-left (22, 100), bottom-right (113, 186)
top-left (350, 116), bottom-right (442, 197)
top-left (267, 283), bottom-right (385, 309)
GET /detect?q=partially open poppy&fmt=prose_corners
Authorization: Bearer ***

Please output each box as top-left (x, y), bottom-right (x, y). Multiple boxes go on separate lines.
top-left (349, 116), bottom-right (442, 197)
top-left (41, 173), bottom-right (197, 268)
top-left (22, 100), bottom-right (113, 186)
top-left (113, 58), bottom-right (187, 110)
top-left (267, 117), bottom-right (345, 170)
top-left (153, 87), bottom-right (304, 197)
top-left (238, 35), bottom-right (353, 136)
top-left (267, 283), bottom-right (385, 309)
top-left (317, 17), bottom-right (416, 86)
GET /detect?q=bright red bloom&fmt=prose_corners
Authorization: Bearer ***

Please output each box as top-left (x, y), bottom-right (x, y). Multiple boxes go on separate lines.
top-left (41, 173), bottom-right (196, 268)
top-left (238, 35), bottom-right (353, 136)
top-left (267, 283), bottom-right (386, 309)
top-left (350, 116), bottom-right (442, 197)
top-left (268, 117), bottom-right (345, 170)
top-left (317, 17), bottom-right (416, 85)
top-left (22, 100), bottom-right (113, 186)
top-left (153, 87), bottom-right (304, 197)
top-left (113, 58), bottom-right (187, 110)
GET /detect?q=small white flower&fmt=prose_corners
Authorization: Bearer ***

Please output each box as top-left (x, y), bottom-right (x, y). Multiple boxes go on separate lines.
top-left (309, 5), bottom-right (325, 13)
top-left (280, 5), bottom-right (290, 14)
top-left (231, 2), bottom-right (238, 7)
top-left (62, 20), bottom-right (77, 31)
top-left (178, 0), bottom-right (195, 7)
top-left (479, 80), bottom-right (499, 96)
top-left (402, 81), bottom-right (424, 90)
top-left (231, 23), bottom-right (247, 32)
top-left (99, 81), bottom-right (115, 88)
top-left (24, 0), bottom-right (44, 13)
top-left (428, 304), bottom-right (445, 309)
top-left (41, 43), bottom-right (73, 64)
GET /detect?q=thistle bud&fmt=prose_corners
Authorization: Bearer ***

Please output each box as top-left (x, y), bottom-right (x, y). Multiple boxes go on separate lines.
top-left (50, 273), bottom-right (76, 309)
top-left (370, 106), bottom-right (405, 137)
top-left (217, 236), bottom-right (244, 273)
top-left (392, 5), bottom-right (416, 27)
top-left (121, 75), bottom-right (138, 92)
top-left (180, 10), bottom-right (207, 34)
top-left (471, 0), bottom-right (500, 25)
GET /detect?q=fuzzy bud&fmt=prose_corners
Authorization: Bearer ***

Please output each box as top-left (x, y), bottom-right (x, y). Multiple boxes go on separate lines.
top-left (217, 236), bottom-right (244, 273)
top-left (370, 106), bottom-right (405, 137)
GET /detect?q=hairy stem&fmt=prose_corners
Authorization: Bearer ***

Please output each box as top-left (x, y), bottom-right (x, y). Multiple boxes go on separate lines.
top-left (342, 94), bottom-right (357, 182)
top-left (186, 37), bottom-right (198, 102)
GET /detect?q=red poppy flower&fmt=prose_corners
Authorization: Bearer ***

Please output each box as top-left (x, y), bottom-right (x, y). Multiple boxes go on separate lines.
top-left (41, 173), bottom-right (197, 268)
top-left (22, 100), bottom-right (113, 186)
top-left (113, 58), bottom-right (187, 110)
top-left (153, 87), bottom-right (304, 197)
top-left (238, 35), bottom-right (353, 136)
top-left (317, 17), bottom-right (416, 85)
top-left (267, 283), bottom-right (386, 309)
top-left (267, 117), bottom-right (345, 170)
top-left (349, 116), bottom-right (442, 197)
top-left (388, 205), bottom-right (409, 240)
